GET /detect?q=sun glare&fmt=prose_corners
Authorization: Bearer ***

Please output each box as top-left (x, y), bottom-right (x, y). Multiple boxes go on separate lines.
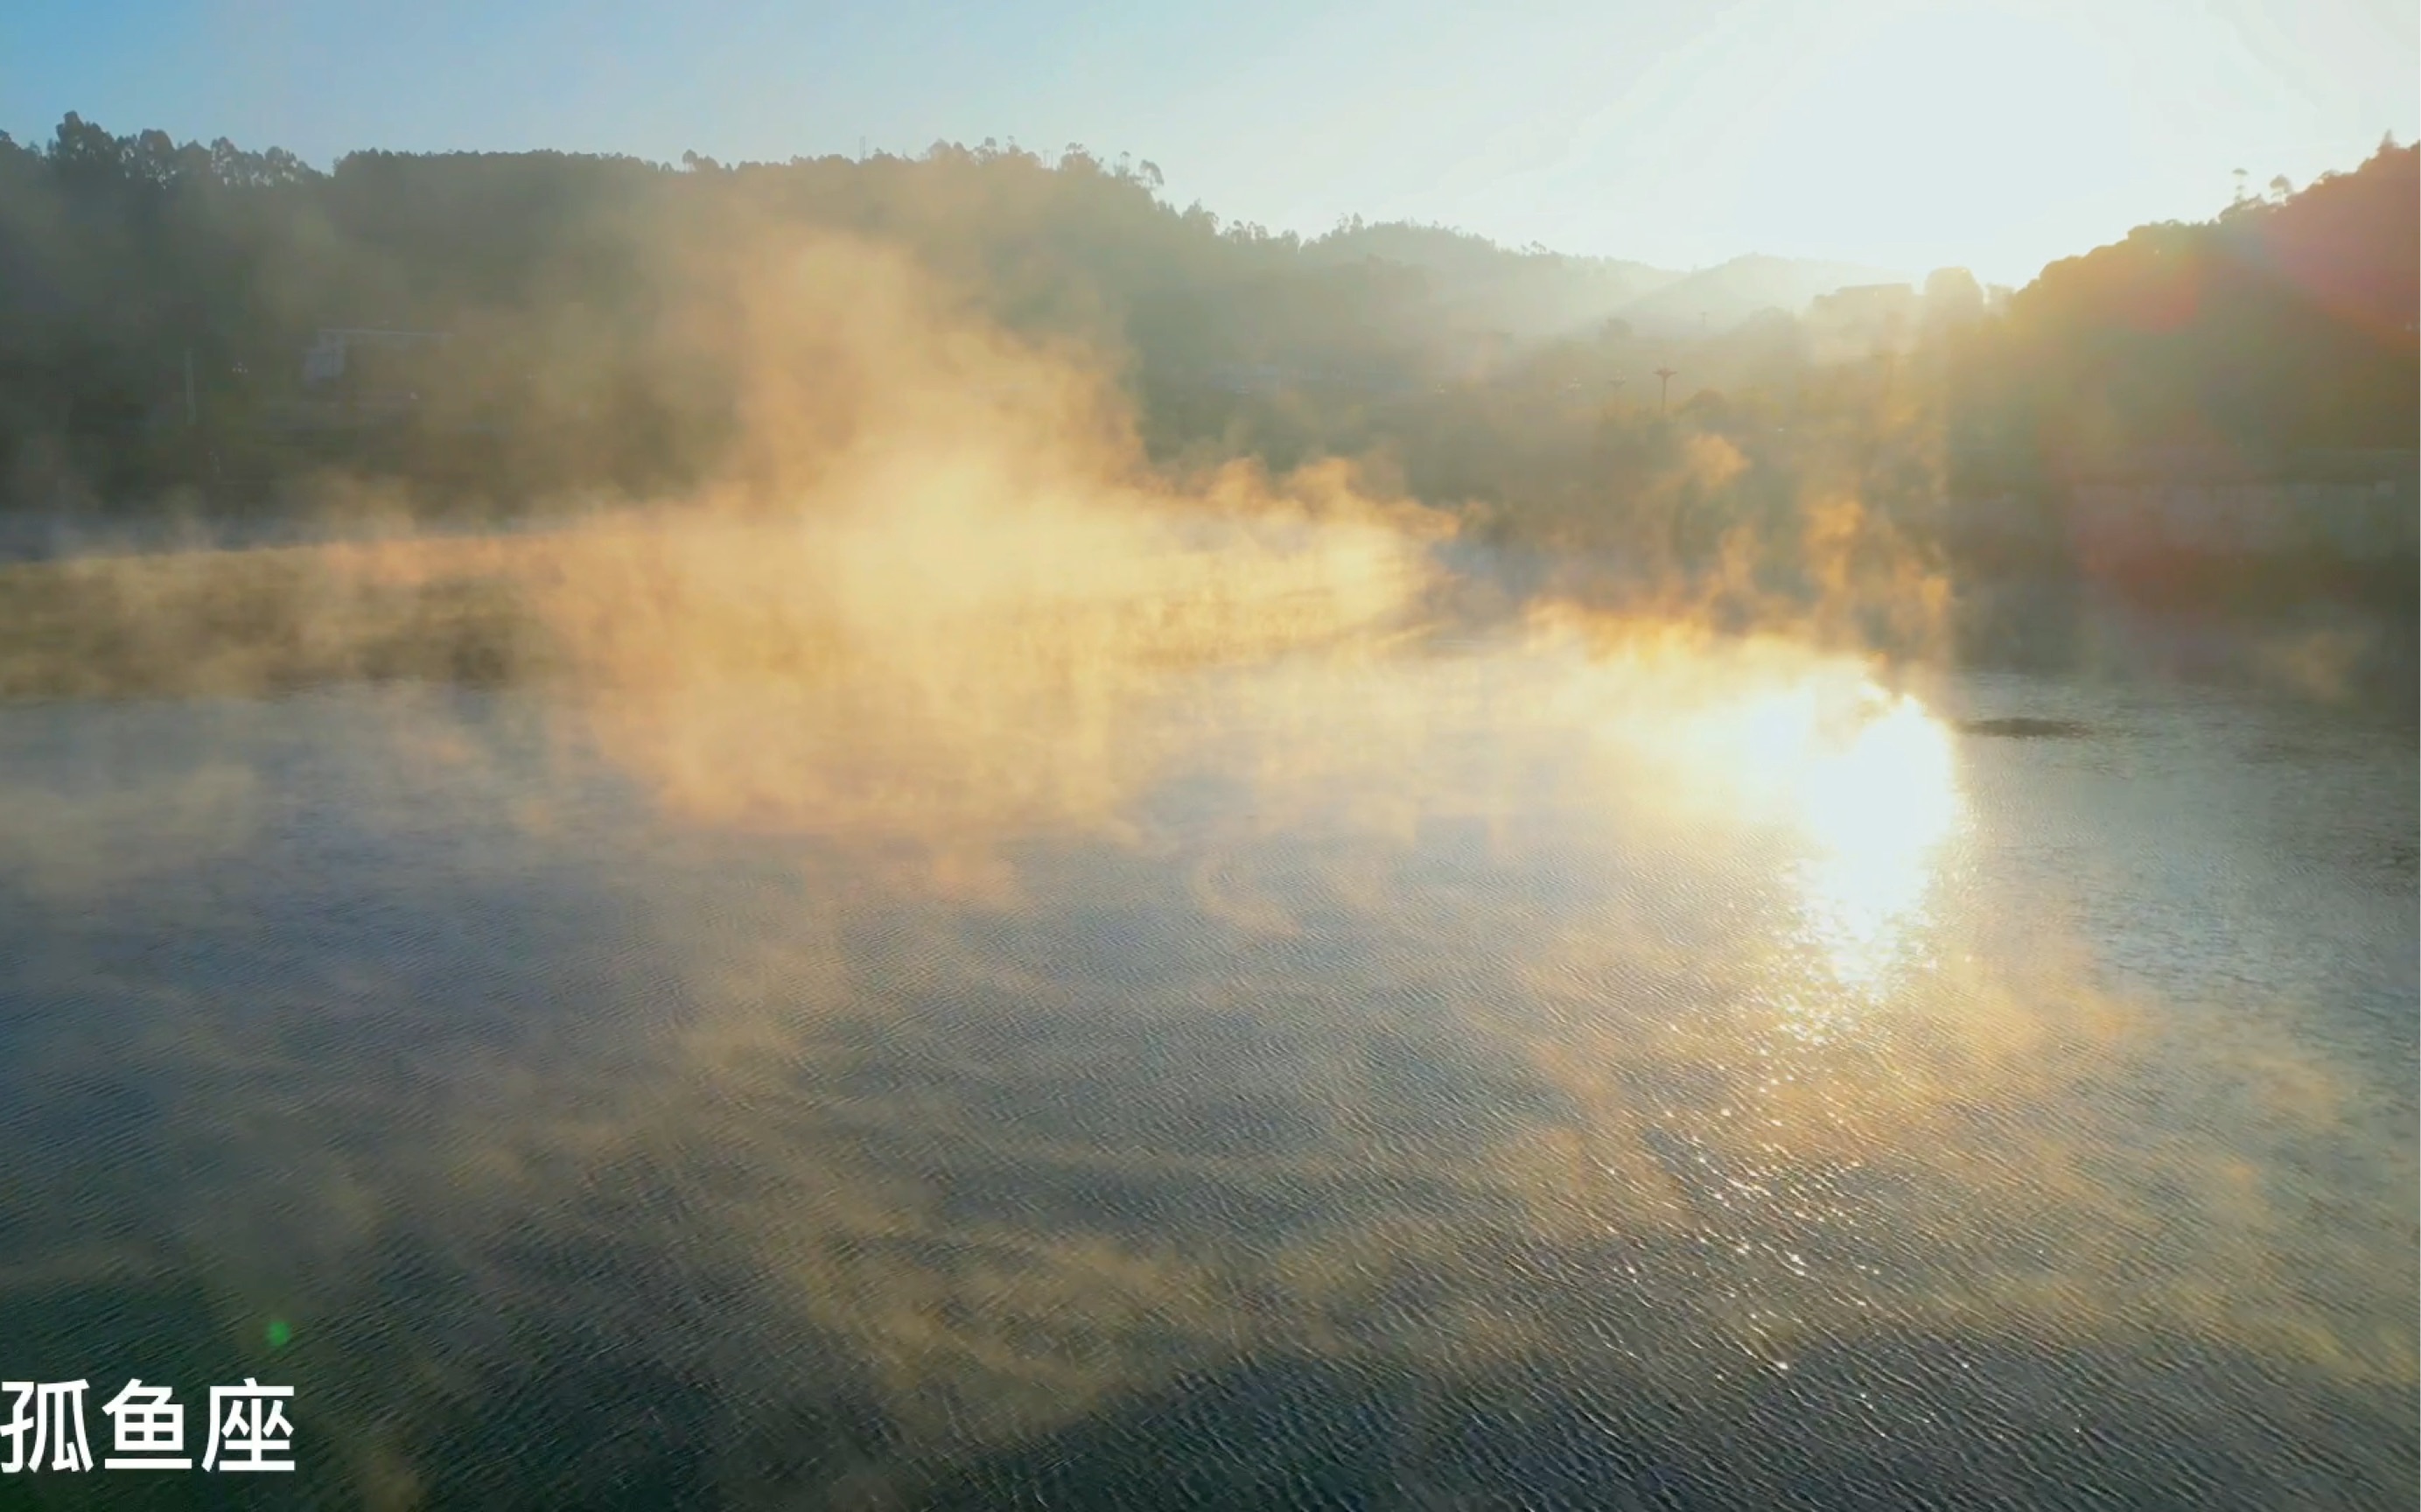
top-left (1658, 665), bottom-right (1964, 1008)
top-left (1791, 686), bottom-right (1962, 994)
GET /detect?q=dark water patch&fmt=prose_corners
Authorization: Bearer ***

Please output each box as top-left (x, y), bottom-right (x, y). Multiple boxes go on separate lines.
top-left (1960, 717), bottom-right (2092, 739)
top-left (411, 1346), bottom-right (724, 1511)
top-left (906, 1338), bottom-right (2416, 1512)
top-left (2383, 837), bottom-right (2418, 881)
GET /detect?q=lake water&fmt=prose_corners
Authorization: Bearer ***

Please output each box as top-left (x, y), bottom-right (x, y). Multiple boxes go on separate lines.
top-left (0, 622), bottom-right (2413, 1508)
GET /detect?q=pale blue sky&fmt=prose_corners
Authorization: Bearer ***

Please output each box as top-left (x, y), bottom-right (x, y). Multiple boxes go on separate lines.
top-left (5, 0), bottom-right (2413, 284)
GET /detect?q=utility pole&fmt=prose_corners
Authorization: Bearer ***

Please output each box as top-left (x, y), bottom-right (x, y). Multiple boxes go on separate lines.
top-left (1655, 366), bottom-right (1678, 416)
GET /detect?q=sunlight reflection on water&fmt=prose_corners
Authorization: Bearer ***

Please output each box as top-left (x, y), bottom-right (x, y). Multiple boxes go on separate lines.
top-left (1790, 686), bottom-right (1963, 1003)
top-left (1648, 667), bottom-right (1966, 1034)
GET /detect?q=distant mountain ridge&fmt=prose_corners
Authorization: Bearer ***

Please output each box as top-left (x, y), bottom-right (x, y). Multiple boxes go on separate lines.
top-left (1299, 221), bottom-right (1903, 344)
top-left (1614, 253), bottom-right (1909, 336)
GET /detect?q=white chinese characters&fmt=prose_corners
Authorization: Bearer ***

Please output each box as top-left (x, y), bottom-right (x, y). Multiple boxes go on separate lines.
top-left (2, 1381), bottom-right (93, 1474)
top-left (102, 1378), bottom-right (191, 1470)
top-left (204, 1379), bottom-right (296, 1472)
top-left (2, 1378), bottom-right (294, 1474)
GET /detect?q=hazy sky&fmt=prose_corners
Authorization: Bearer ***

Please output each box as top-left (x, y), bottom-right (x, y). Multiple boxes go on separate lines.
top-left (5, 0), bottom-right (2413, 285)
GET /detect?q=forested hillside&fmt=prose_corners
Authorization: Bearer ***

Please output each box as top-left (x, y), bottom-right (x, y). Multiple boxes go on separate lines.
top-left (1, 113), bottom-right (2411, 599)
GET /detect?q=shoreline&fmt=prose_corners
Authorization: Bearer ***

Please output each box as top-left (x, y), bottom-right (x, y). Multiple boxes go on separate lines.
top-left (1, 519), bottom-right (2411, 712)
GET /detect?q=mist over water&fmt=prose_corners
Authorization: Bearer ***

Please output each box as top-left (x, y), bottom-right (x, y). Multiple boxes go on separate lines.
top-left (0, 234), bottom-right (2413, 1509)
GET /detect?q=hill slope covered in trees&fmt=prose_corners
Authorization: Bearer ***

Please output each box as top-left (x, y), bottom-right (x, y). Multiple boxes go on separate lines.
top-left (0, 113), bottom-right (2411, 592)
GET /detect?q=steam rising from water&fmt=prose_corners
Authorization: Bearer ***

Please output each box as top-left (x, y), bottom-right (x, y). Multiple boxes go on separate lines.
top-left (0, 229), bottom-right (2410, 1504)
